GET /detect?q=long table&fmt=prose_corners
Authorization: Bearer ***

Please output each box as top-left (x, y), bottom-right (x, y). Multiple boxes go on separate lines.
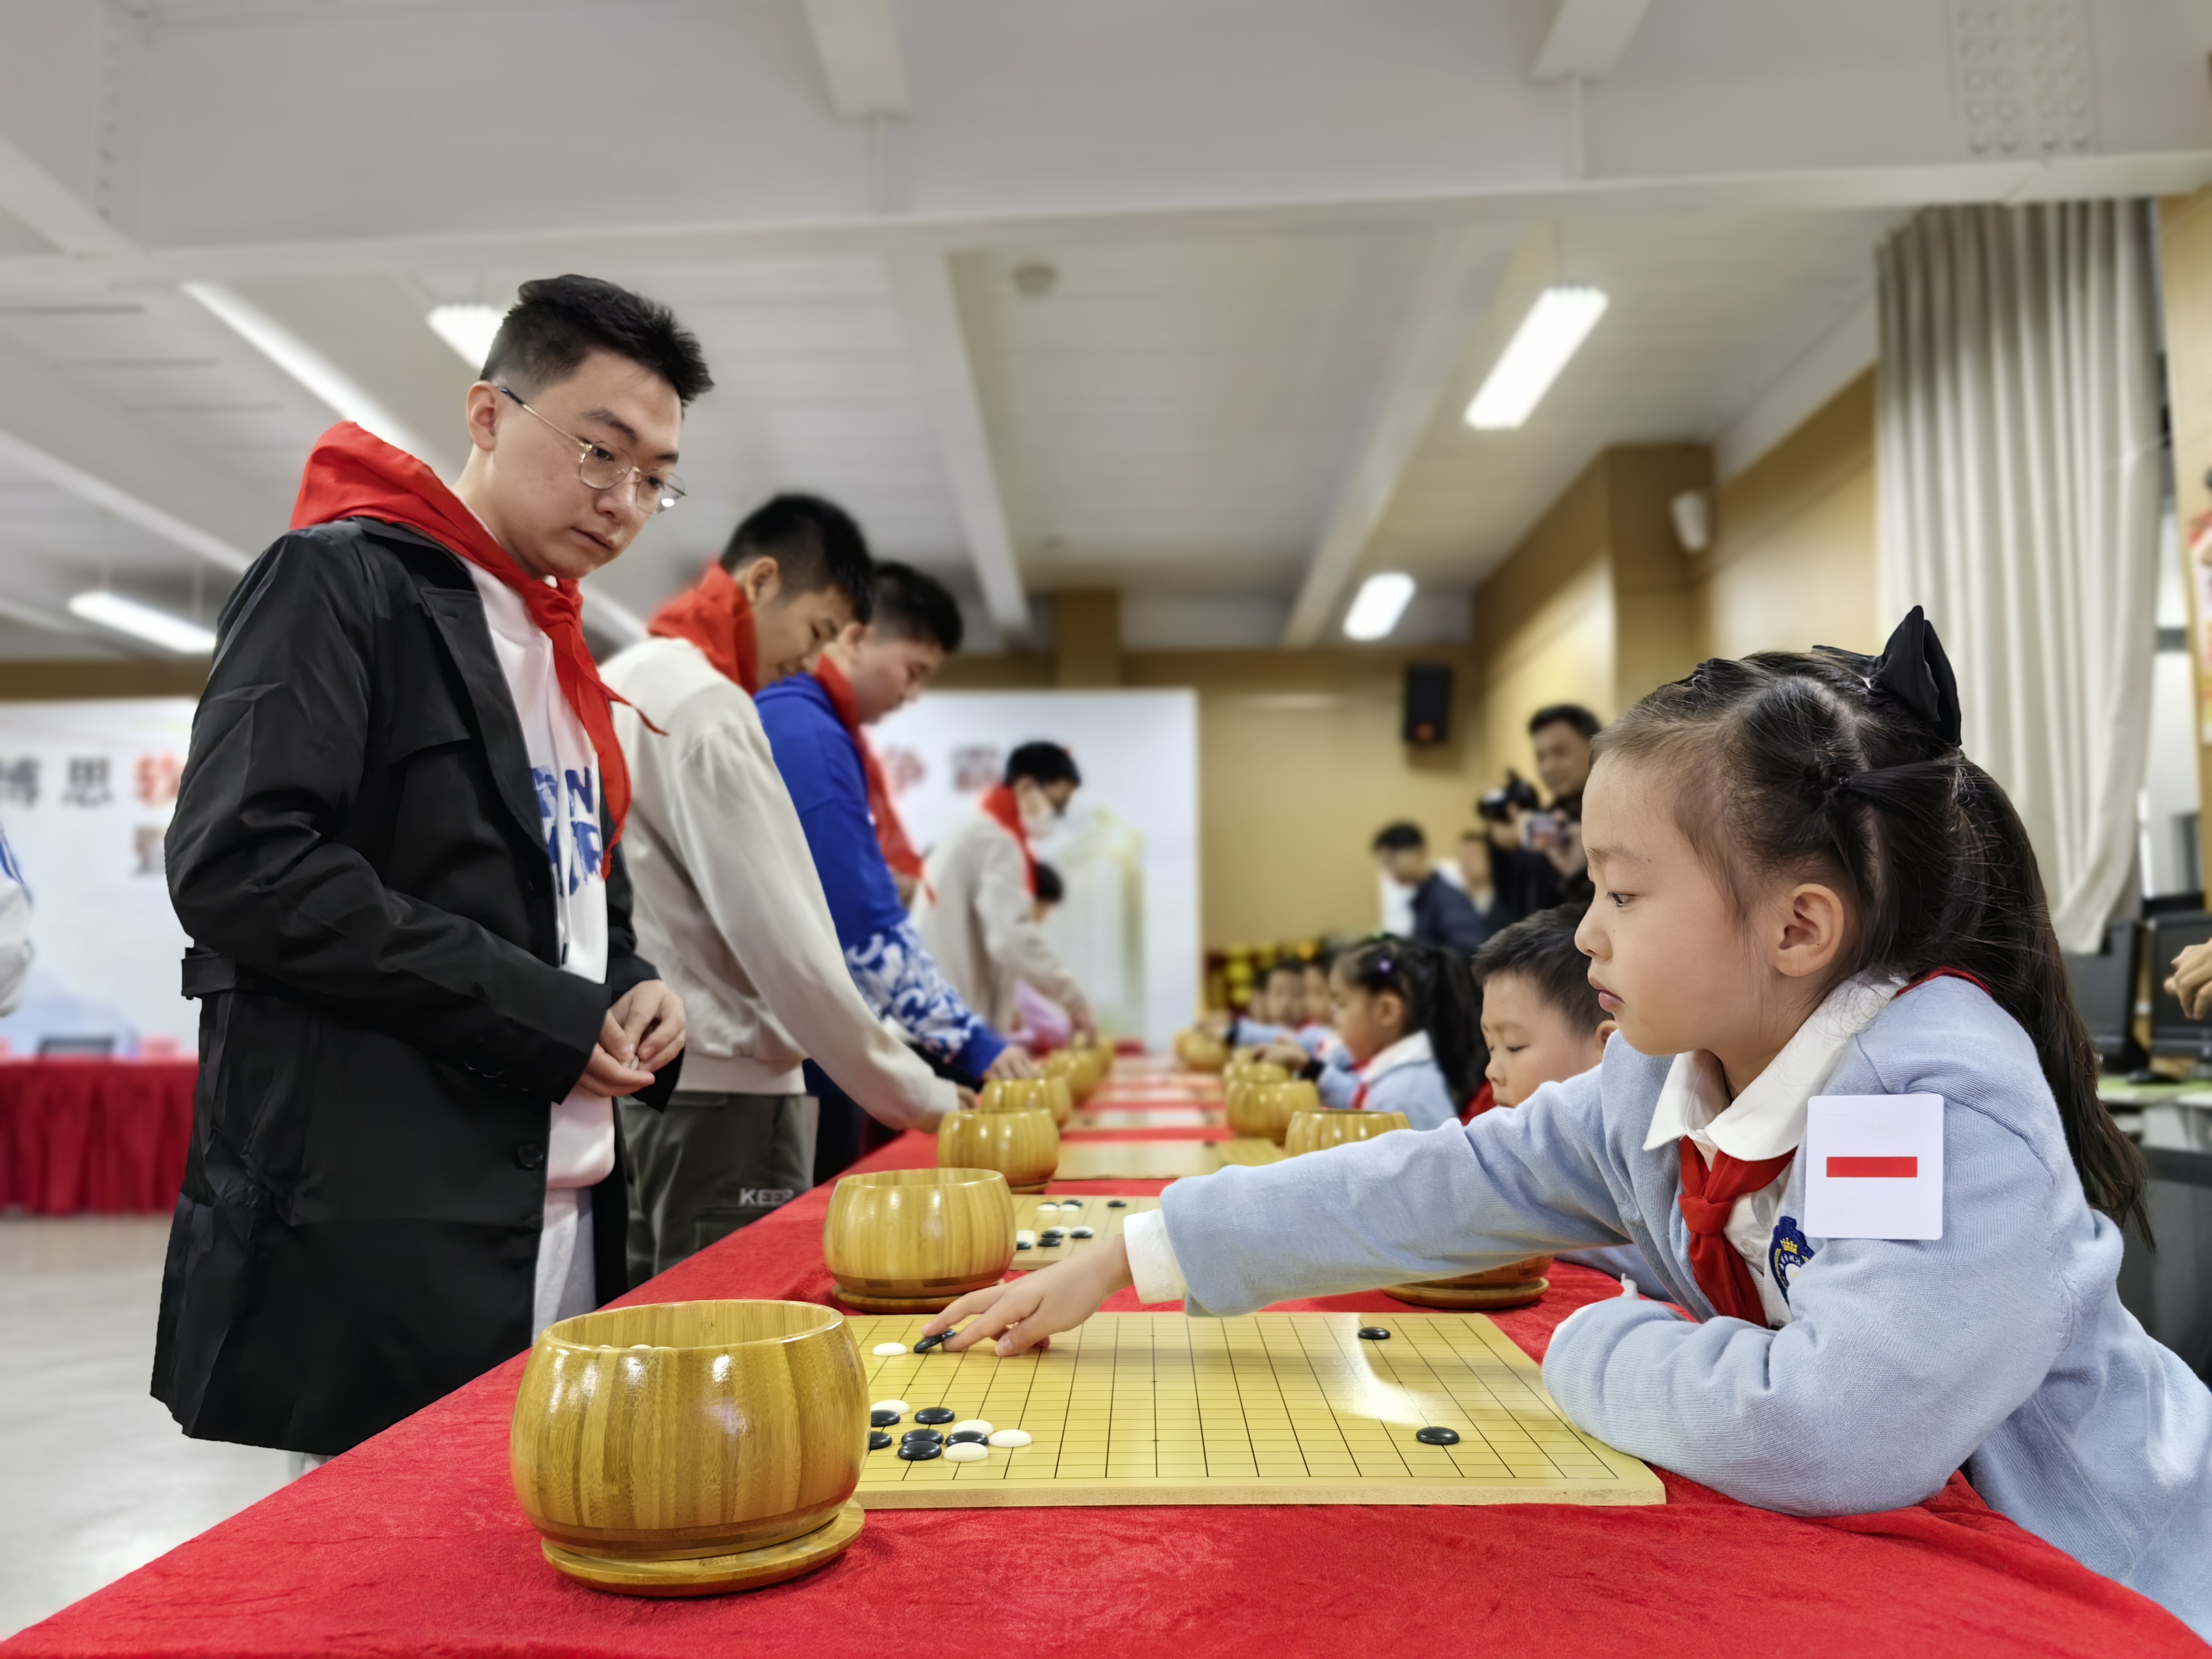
top-left (0, 1058), bottom-right (195, 1215)
top-left (4, 1066), bottom-right (2201, 1657)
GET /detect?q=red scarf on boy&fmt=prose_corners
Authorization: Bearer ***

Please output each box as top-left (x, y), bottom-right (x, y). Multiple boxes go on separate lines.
top-left (814, 655), bottom-right (924, 879)
top-left (979, 784), bottom-right (1038, 895)
top-left (287, 421), bottom-right (637, 847)
top-left (646, 563), bottom-right (759, 694)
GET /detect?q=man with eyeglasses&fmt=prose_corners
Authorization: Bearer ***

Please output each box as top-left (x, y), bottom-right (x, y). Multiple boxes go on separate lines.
top-left (599, 495), bottom-right (963, 1282)
top-left (155, 276), bottom-right (698, 1463)
top-left (916, 741), bottom-right (1097, 1043)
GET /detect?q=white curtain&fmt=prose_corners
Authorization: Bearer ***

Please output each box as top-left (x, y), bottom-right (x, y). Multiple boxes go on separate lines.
top-left (1877, 200), bottom-right (2161, 952)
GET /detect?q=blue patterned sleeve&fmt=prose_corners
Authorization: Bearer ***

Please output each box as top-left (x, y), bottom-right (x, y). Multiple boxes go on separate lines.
top-left (845, 917), bottom-right (1006, 1073)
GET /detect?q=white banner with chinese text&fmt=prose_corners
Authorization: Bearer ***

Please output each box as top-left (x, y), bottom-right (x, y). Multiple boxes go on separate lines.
top-left (0, 699), bottom-right (195, 1056)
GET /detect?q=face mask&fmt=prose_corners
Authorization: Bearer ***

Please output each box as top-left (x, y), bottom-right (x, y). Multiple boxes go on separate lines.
top-left (1021, 799), bottom-right (1063, 839)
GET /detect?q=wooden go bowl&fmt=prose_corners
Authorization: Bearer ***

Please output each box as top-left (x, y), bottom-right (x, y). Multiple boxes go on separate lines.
top-left (938, 1105), bottom-right (1060, 1192)
top-left (1284, 1108), bottom-right (1411, 1156)
top-left (1224, 1068), bottom-right (1301, 1140)
top-left (1388, 1256), bottom-right (1555, 1310)
top-left (1176, 1029), bottom-right (1229, 1072)
top-left (1044, 1050), bottom-right (1102, 1105)
top-left (822, 1166), bottom-right (1016, 1310)
top-left (511, 1300), bottom-right (868, 1591)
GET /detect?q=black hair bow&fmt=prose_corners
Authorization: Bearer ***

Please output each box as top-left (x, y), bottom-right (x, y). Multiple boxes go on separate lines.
top-left (1822, 606), bottom-right (1961, 748)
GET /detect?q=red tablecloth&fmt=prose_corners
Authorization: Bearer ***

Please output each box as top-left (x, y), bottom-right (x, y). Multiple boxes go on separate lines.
top-left (0, 1058), bottom-right (195, 1215)
top-left (7, 1118), bottom-right (2199, 1658)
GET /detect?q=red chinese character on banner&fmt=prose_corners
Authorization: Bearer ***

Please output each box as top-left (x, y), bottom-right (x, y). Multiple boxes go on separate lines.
top-left (135, 753), bottom-right (182, 807)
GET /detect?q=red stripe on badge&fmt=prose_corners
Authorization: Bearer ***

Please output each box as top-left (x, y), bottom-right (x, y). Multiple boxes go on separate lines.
top-left (1826, 1156), bottom-right (1918, 1178)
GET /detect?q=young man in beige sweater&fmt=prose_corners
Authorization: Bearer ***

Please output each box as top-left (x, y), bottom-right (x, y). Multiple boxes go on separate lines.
top-left (601, 494), bottom-right (962, 1281)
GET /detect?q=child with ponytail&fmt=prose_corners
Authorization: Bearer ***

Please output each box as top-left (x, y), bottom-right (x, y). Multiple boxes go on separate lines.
top-left (1259, 937), bottom-right (1481, 1131)
top-left (928, 611), bottom-right (2212, 1637)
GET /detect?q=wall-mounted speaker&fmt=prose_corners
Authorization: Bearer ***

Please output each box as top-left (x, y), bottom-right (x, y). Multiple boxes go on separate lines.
top-left (1402, 662), bottom-right (1452, 747)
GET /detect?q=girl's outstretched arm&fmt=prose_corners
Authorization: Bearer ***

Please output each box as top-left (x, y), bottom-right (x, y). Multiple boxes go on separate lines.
top-left (922, 1238), bottom-right (1134, 1356)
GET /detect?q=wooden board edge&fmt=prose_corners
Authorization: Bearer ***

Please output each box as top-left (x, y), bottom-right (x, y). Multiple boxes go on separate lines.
top-left (855, 1477), bottom-right (1664, 1510)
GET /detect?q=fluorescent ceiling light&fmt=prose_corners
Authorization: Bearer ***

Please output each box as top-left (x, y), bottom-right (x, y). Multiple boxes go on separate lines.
top-left (1463, 286), bottom-right (1609, 431)
top-left (426, 302), bottom-right (504, 371)
top-left (182, 281), bottom-right (430, 456)
top-left (1343, 572), bottom-right (1416, 642)
top-left (68, 591), bottom-right (217, 655)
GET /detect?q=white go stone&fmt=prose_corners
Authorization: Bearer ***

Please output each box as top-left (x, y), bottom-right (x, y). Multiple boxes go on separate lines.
top-left (1015, 1230), bottom-right (1037, 1245)
top-left (1035, 1202), bottom-right (1060, 1212)
top-left (872, 1342), bottom-right (909, 1357)
top-left (943, 1442), bottom-right (989, 1462)
top-left (950, 1419), bottom-right (993, 1437)
top-left (986, 1429), bottom-right (1033, 1448)
top-left (872, 1399), bottom-right (911, 1415)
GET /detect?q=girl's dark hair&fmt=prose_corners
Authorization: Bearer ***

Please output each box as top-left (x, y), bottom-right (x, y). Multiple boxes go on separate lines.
top-left (1597, 639), bottom-right (2145, 1235)
top-left (1333, 935), bottom-right (1484, 1107)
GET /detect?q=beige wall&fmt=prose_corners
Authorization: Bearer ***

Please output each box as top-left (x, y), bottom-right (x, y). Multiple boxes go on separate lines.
top-left (1694, 369), bottom-right (1881, 661)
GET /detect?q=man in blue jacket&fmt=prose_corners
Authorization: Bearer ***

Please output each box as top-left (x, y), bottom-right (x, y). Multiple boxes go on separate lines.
top-left (757, 559), bottom-right (1033, 1181)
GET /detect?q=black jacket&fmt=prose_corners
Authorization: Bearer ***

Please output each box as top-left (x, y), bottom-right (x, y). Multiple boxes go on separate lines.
top-left (1409, 872), bottom-right (1492, 956)
top-left (152, 519), bottom-right (678, 1455)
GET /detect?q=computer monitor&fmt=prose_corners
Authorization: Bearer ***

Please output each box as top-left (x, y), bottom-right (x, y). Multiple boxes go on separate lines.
top-left (2148, 911), bottom-right (2212, 1063)
top-left (2065, 919), bottom-right (2143, 1071)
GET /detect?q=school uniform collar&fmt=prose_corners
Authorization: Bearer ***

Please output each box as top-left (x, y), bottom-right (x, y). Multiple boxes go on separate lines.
top-left (1360, 1029), bottom-right (1433, 1082)
top-left (1642, 974), bottom-right (1901, 1161)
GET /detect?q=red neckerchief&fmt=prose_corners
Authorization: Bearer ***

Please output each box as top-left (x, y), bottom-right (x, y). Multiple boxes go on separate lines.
top-left (647, 562), bottom-right (759, 695)
top-left (1460, 1078), bottom-right (1496, 1124)
top-left (1675, 968), bottom-right (1988, 1325)
top-left (288, 422), bottom-right (635, 847)
top-left (815, 655), bottom-right (924, 879)
top-left (979, 784), bottom-right (1037, 895)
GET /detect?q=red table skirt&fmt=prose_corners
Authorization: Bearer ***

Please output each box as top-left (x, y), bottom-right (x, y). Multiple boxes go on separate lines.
top-left (0, 1059), bottom-right (196, 1216)
top-left (8, 1125), bottom-right (2199, 1658)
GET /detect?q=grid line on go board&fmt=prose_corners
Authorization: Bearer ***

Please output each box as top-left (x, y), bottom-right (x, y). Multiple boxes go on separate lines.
top-left (847, 1311), bottom-right (1662, 1508)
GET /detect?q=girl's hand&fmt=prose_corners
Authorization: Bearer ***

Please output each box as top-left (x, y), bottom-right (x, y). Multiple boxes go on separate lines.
top-left (922, 1236), bottom-right (1135, 1356)
top-left (1256, 1039), bottom-right (1308, 1070)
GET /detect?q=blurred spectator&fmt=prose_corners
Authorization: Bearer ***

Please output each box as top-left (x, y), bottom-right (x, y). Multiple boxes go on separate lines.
top-left (1371, 822), bottom-right (1490, 954)
top-left (1476, 773), bottom-right (1560, 928)
top-left (1526, 704), bottom-right (1600, 904)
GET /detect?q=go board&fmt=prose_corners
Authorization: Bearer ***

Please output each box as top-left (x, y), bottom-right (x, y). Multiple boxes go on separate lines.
top-left (1055, 1138), bottom-right (1281, 1180)
top-left (1011, 1194), bottom-right (1160, 1266)
top-left (851, 1311), bottom-right (1663, 1509)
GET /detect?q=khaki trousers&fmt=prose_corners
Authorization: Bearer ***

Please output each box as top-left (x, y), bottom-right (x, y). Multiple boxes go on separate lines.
top-left (617, 1091), bottom-right (816, 1286)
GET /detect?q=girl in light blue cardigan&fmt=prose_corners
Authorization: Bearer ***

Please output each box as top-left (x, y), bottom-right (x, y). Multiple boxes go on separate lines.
top-left (1301, 936), bottom-right (1478, 1132)
top-left (927, 614), bottom-right (2212, 1637)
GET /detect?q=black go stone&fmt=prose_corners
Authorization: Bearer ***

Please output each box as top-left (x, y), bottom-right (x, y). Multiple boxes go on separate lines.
top-left (900, 1430), bottom-right (943, 1447)
top-left (915, 1406), bottom-right (956, 1425)
top-left (1415, 1426), bottom-right (1462, 1446)
top-left (869, 1407), bottom-right (901, 1427)
top-left (897, 1441), bottom-right (943, 1461)
top-left (868, 1431), bottom-right (893, 1451)
top-left (1107, 1199), bottom-right (1128, 1207)
top-left (1015, 1240), bottom-right (1032, 1250)
top-left (947, 1429), bottom-right (988, 1444)
top-left (1357, 1327), bottom-right (1391, 1340)
top-left (1069, 1227), bottom-right (1094, 1238)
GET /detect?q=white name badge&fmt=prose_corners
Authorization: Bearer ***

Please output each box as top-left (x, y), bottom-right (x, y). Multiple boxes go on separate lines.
top-left (1802, 1093), bottom-right (1943, 1240)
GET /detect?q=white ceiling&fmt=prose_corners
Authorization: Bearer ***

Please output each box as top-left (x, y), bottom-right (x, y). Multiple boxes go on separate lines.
top-left (0, 0), bottom-right (2206, 659)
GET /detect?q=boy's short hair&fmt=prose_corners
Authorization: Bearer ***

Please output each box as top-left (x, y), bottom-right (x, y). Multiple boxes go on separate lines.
top-left (871, 561), bottom-right (964, 653)
top-left (1032, 861), bottom-right (1065, 905)
top-left (1006, 741), bottom-right (1081, 789)
top-left (1262, 959), bottom-right (1304, 987)
top-left (721, 493), bottom-right (873, 622)
top-left (1371, 821), bottom-right (1425, 853)
top-left (482, 275), bottom-right (712, 405)
top-left (1471, 902), bottom-right (1603, 1031)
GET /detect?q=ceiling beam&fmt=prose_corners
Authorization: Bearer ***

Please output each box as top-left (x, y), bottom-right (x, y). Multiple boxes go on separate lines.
top-left (882, 250), bottom-right (1029, 635)
top-left (1530, 0), bottom-right (1652, 83)
top-left (803, 0), bottom-right (913, 119)
top-left (0, 330), bottom-right (277, 575)
top-left (0, 132), bottom-right (132, 255)
top-left (1281, 229), bottom-right (1503, 646)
